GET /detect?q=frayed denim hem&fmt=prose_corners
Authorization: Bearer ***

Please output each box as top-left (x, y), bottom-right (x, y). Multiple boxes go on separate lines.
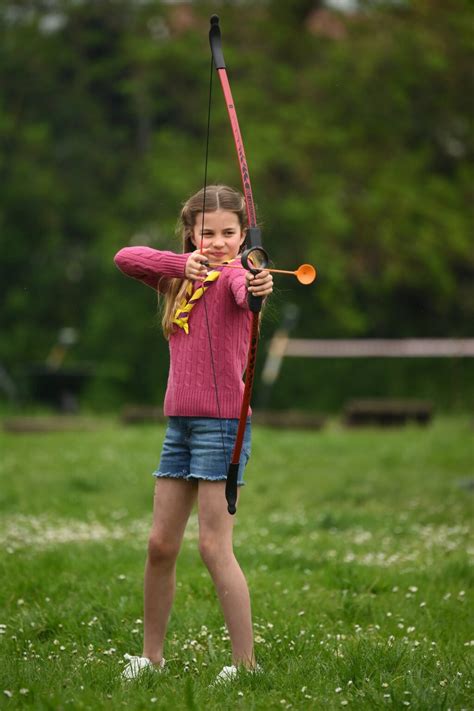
top-left (153, 472), bottom-right (245, 486)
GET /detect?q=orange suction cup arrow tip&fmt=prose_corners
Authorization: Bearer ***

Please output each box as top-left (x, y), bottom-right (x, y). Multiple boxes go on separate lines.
top-left (295, 264), bottom-right (317, 284)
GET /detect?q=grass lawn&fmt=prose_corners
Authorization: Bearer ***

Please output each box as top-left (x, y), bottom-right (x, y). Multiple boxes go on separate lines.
top-left (0, 416), bottom-right (473, 710)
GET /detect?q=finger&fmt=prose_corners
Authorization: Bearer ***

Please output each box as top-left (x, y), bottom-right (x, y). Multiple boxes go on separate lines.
top-left (192, 250), bottom-right (210, 262)
top-left (191, 256), bottom-right (209, 270)
top-left (250, 276), bottom-right (271, 288)
top-left (249, 283), bottom-right (272, 295)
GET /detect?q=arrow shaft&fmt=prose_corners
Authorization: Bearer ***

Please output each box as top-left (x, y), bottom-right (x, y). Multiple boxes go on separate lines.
top-left (207, 262), bottom-right (297, 277)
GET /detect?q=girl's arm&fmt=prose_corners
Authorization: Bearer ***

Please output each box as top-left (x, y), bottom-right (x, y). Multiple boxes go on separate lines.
top-left (114, 247), bottom-right (189, 291)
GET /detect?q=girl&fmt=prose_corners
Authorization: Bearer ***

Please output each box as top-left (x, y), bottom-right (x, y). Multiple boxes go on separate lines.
top-left (114, 185), bottom-right (273, 682)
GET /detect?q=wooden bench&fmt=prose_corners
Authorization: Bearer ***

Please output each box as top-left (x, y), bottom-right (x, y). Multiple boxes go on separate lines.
top-left (3, 416), bottom-right (101, 433)
top-left (121, 405), bottom-right (165, 424)
top-left (252, 410), bottom-right (325, 430)
top-left (344, 399), bottom-right (434, 427)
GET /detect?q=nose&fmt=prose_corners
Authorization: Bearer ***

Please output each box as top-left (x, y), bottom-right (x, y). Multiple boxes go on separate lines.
top-left (212, 232), bottom-right (225, 246)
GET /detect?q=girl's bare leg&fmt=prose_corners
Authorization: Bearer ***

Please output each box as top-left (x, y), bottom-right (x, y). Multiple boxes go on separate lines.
top-left (197, 481), bottom-right (255, 668)
top-left (142, 478), bottom-right (197, 663)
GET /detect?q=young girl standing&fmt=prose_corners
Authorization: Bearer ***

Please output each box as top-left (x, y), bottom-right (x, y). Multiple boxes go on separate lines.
top-left (114, 185), bottom-right (273, 682)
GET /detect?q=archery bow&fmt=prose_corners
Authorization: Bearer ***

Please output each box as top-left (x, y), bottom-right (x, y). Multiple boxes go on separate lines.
top-left (208, 14), bottom-right (264, 515)
top-left (207, 16), bottom-right (317, 514)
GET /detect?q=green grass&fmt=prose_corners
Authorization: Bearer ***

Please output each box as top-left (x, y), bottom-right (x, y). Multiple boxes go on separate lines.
top-left (0, 417), bottom-right (473, 710)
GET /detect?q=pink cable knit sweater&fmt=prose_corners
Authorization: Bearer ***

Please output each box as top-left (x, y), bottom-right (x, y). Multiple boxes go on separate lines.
top-left (114, 247), bottom-right (252, 418)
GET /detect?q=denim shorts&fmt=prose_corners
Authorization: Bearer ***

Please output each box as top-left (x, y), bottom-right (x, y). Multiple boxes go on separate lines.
top-left (153, 417), bottom-right (251, 485)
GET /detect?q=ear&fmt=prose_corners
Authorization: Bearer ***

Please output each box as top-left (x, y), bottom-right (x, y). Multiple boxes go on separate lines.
top-left (188, 228), bottom-right (198, 250)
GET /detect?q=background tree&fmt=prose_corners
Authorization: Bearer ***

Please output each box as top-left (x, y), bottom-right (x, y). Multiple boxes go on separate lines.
top-left (0, 0), bottom-right (472, 409)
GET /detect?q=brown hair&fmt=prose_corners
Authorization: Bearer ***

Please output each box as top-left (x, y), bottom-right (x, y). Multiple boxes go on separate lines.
top-left (160, 185), bottom-right (248, 338)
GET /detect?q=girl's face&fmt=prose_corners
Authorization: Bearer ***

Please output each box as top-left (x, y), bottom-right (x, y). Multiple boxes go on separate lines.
top-left (192, 210), bottom-right (246, 264)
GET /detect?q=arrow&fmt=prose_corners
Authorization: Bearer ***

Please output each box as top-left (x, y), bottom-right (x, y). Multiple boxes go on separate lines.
top-left (206, 262), bottom-right (317, 285)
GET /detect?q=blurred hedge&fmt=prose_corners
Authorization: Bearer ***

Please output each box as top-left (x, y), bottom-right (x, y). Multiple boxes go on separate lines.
top-left (0, 0), bottom-right (472, 409)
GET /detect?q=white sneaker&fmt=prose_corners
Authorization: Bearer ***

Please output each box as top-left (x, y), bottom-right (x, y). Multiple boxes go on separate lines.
top-left (214, 665), bottom-right (239, 684)
top-left (213, 663), bottom-right (262, 685)
top-left (121, 653), bottom-right (165, 680)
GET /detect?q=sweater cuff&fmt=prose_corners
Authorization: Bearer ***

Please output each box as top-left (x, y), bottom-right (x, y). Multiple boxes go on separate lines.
top-left (114, 247), bottom-right (190, 280)
top-left (154, 251), bottom-right (190, 278)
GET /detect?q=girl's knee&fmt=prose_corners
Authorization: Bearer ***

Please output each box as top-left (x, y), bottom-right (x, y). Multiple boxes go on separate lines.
top-left (198, 534), bottom-right (232, 569)
top-left (147, 532), bottom-right (180, 566)
top-left (198, 535), bottom-right (212, 565)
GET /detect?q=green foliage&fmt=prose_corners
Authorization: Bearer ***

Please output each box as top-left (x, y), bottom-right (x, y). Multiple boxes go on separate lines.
top-left (0, 1), bottom-right (472, 407)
